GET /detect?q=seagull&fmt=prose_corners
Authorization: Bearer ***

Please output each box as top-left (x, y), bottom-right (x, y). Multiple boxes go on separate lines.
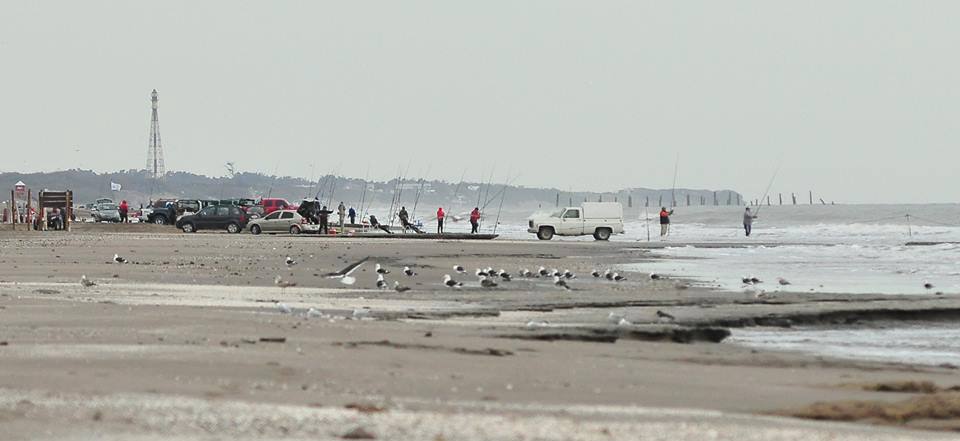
top-left (617, 317), bottom-right (632, 326)
top-left (607, 312), bottom-right (626, 324)
top-left (453, 265), bottom-right (466, 274)
top-left (285, 256), bottom-right (297, 266)
top-left (538, 266), bottom-right (549, 277)
top-left (741, 277), bottom-right (752, 284)
top-left (479, 276), bottom-right (498, 288)
top-left (443, 274), bottom-right (462, 288)
top-left (352, 308), bottom-right (371, 319)
top-left (592, 269), bottom-right (602, 278)
top-left (393, 281), bottom-right (411, 293)
top-left (750, 277), bottom-right (762, 284)
top-left (604, 270), bottom-right (614, 280)
top-left (924, 282), bottom-right (934, 289)
top-left (777, 278), bottom-right (791, 286)
top-left (553, 275), bottom-right (571, 290)
top-left (274, 275), bottom-right (297, 289)
top-left (376, 274), bottom-right (388, 289)
top-left (80, 275), bottom-right (96, 287)
top-left (563, 270), bottom-right (576, 279)
top-left (520, 268), bottom-right (534, 278)
top-left (403, 266), bottom-right (416, 277)
top-left (113, 254), bottom-right (127, 264)
top-left (498, 270), bottom-right (512, 281)
top-left (475, 268), bottom-right (488, 277)
top-left (550, 269), bottom-right (561, 278)
top-left (613, 273), bottom-right (626, 282)
top-left (375, 263), bottom-right (390, 275)
top-left (323, 256), bottom-right (368, 285)
top-left (525, 320), bottom-right (549, 329)
top-left (277, 303), bottom-right (292, 314)
top-left (656, 310), bottom-right (676, 322)
top-left (650, 273), bottom-right (662, 280)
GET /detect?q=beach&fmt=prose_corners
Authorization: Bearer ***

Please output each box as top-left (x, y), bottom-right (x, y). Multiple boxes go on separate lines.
top-left (1, 226), bottom-right (959, 439)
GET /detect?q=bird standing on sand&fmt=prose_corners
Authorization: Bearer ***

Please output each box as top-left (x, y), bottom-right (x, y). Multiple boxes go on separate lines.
top-left (520, 268), bottom-right (533, 278)
top-left (479, 276), bottom-right (498, 288)
top-left (650, 273), bottom-right (662, 280)
top-left (403, 266), bottom-right (416, 277)
top-left (80, 275), bottom-right (96, 287)
top-left (592, 270), bottom-right (602, 278)
top-left (285, 256), bottom-right (297, 266)
top-left (553, 275), bottom-right (571, 290)
top-left (613, 273), bottom-right (626, 282)
top-left (777, 277), bottom-right (791, 286)
top-left (376, 274), bottom-right (388, 289)
top-left (538, 266), bottom-right (549, 277)
top-left (563, 270), bottom-right (576, 279)
top-left (274, 276), bottom-right (296, 289)
top-left (924, 282), bottom-right (934, 290)
top-left (393, 281), bottom-right (411, 293)
top-left (443, 274), bottom-right (462, 288)
top-left (498, 270), bottom-right (511, 281)
top-left (376, 263), bottom-right (390, 275)
top-left (453, 265), bottom-right (466, 274)
top-left (277, 303), bottom-right (292, 314)
top-left (113, 254), bottom-right (127, 264)
top-left (656, 310), bottom-right (676, 322)
top-left (604, 270), bottom-right (614, 280)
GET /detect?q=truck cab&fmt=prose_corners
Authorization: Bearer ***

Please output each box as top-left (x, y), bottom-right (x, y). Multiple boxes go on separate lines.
top-left (527, 202), bottom-right (624, 241)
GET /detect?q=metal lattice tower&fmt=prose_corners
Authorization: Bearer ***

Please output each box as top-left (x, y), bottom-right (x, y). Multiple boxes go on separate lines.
top-left (146, 89), bottom-right (165, 179)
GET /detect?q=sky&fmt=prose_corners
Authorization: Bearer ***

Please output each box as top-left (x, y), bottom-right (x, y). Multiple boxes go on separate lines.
top-left (1, 1), bottom-right (958, 203)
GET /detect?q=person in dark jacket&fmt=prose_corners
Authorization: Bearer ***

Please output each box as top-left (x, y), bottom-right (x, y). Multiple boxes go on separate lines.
top-left (348, 207), bottom-right (356, 225)
top-left (398, 206), bottom-right (423, 234)
top-left (743, 207), bottom-right (758, 237)
top-left (368, 214), bottom-right (393, 234)
top-left (659, 207), bottom-right (674, 238)
top-left (318, 205), bottom-right (333, 234)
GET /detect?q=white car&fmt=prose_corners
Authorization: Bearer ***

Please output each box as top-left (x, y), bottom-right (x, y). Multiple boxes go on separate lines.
top-left (527, 202), bottom-right (624, 241)
top-left (248, 210), bottom-right (306, 235)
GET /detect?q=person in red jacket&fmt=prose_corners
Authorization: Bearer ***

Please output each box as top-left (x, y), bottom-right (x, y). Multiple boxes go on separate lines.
top-left (118, 200), bottom-right (129, 223)
top-left (469, 207), bottom-right (481, 234)
top-left (659, 207), bottom-right (674, 238)
top-left (436, 207), bottom-right (446, 234)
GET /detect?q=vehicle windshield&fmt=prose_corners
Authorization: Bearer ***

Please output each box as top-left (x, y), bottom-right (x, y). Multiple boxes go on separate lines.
top-left (550, 209), bottom-right (564, 218)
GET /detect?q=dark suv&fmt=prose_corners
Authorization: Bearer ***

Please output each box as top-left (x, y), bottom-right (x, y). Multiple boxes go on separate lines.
top-left (175, 205), bottom-right (248, 233)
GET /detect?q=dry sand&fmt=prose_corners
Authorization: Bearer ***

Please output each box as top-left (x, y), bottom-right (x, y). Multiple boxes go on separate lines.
top-left (1, 227), bottom-right (958, 440)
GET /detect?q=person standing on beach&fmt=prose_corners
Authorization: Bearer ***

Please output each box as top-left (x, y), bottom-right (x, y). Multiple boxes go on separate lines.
top-left (743, 207), bottom-right (758, 237)
top-left (436, 207), bottom-right (446, 234)
top-left (469, 207), bottom-right (481, 234)
top-left (337, 202), bottom-right (346, 229)
top-left (659, 207), bottom-right (674, 238)
top-left (118, 200), bottom-right (129, 223)
top-left (348, 206), bottom-right (356, 225)
top-left (318, 205), bottom-right (333, 234)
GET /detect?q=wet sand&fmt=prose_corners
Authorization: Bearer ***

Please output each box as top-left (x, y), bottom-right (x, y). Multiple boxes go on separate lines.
top-left (1, 227), bottom-right (958, 440)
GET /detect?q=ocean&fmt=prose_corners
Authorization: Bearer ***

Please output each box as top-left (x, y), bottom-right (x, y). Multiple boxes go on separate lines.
top-left (492, 203), bottom-right (960, 366)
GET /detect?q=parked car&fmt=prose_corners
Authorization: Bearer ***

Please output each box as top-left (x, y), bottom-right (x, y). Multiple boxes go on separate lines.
top-left (92, 202), bottom-right (122, 223)
top-left (143, 199), bottom-right (178, 225)
top-left (175, 205), bottom-right (248, 233)
top-left (248, 210), bottom-right (306, 235)
top-left (527, 202), bottom-right (624, 241)
top-left (259, 198), bottom-right (297, 216)
top-left (245, 205), bottom-right (265, 219)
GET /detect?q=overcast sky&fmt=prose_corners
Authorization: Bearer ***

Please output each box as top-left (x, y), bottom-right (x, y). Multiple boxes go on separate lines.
top-left (1, 2), bottom-right (957, 203)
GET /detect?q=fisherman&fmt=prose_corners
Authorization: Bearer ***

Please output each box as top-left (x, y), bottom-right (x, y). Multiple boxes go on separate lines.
top-left (743, 207), bottom-right (758, 237)
top-left (318, 205), bottom-right (333, 234)
top-left (337, 202), bottom-right (346, 229)
top-left (368, 214), bottom-right (393, 234)
top-left (398, 206), bottom-right (423, 234)
top-left (118, 200), bottom-right (129, 223)
top-left (469, 207), bottom-right (481, 234)
top-left (437, 207), bottom-right (446, 234)
top-left (659, 207), bottom-right (674, 238)
top-left (348, 206), bottom-right (356, 225)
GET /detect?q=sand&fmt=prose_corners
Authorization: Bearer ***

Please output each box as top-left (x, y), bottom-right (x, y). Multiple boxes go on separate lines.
top-left (1, 227), bottom-right (958, 440)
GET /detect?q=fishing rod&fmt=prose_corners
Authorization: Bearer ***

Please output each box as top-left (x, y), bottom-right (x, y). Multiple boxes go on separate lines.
top-left (265, 162), bottom-right (281, 199)
top-left (490, 170), bottom-right (515, 234)
top-left (450, 168), bottom-right (467, 211)
top-left (480, 173), bottom-right (520, 211)
top-left (753, 161), bottom-right (782, 217)
top-left (357, 165), bottom-right (370, 219)
top-left (411, 165), bottom-right (431, 221)
top-left (670, 153), bottom-right (680, 208)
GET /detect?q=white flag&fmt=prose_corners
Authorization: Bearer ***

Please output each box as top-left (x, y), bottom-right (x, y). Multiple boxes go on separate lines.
top-left (110, 182), bottom-right (122, 192)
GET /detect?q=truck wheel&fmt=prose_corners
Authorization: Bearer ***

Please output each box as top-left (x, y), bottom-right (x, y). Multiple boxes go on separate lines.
top-left (182, 223), bottom-right (195, 233)
top-left (226, 223), bottom-right (241, 234)
top-left (153, 215), bottom-right (167, 225)
top-left (593, 228), bottom-right (612, 241)
top-left (537, 227), bottom-right (554, 241)
top-left (289, 225), bottom-right (301, 235)
top-left (250, 224), bottom-right (262, 235)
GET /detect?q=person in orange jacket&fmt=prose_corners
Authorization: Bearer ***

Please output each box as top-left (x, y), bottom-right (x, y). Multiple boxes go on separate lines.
top-left (469, 207), bottom-right (481, 234)
top-left (436, 207), bottom-right (446, 234)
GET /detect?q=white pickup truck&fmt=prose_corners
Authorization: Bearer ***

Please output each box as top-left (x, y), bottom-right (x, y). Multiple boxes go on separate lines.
top-left (527, 202), bottom-right (624, 241)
